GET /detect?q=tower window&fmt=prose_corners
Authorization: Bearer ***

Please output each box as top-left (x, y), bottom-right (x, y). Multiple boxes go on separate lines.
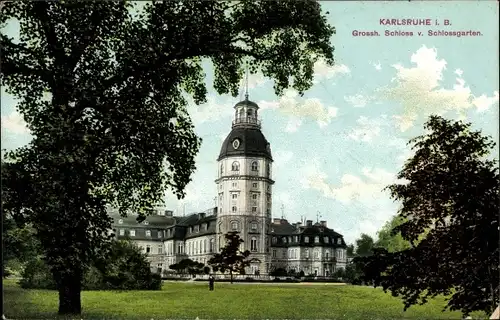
top-left (251, 161), bottom-right (258, 171)
top-left (232, 206), bottom-right (237, 212)
top-left (232, 161), bottom-right (240, 171)
top-left (252, 194), bottom-right (258, 200)
top-left (251, 237), bottom-right (257, 251)
top-left (251, 222), bottom-right (258, 230)
top-left (231, 221), bottom-right (239, 230)
top-left (220, 164), bottom-right (223, 174)
top-left (252, 182), bottom-right (258, 188)
top-left (252, 206), bottom-right (257, 212)
top-left (232, 193), bottom-right (238, 199)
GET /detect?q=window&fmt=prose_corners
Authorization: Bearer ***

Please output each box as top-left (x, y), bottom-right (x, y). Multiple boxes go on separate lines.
top-left (252, 194), bottom-right (258, 200)
top-left (326, 251), bottom-right (329, 259)
top-left (144, 221), bottom-right (149, 225)
top-left (251, 237), bottom-right (257, 251)
top-left (195, 225), bottom-right (199, 232)
top-left (158, 245), bottom-right (163, 254)
top-left (252, 206), bottom-right (257, 212)
top-left (130, 230), bottom-right (136, 237)
top-left (324, 236), bottom-right (329, 243)
top-left (232, 182), bottom-right (237, 188)
top-left (282, 237), bottom-right (287, 243)
top-left (232, 161), bottom-right (240, 171)
top-left (232, 206), bottom-right (237, 213)
top-left (203, 239), bottom-right (206, 253)
top-left (251, 161), bottom-right (258, 171)
top-left (220, 164), bottom-right (223, 175)
top-left (267, 163), bottom-right (271, 177)
top-left (272, 249), bottom-right (277, 258)
top-left (232, 193), bottom-right (238, 199)
top-left (314, 236), bottom-right (319, 243)
top-left (305, 249), bottom-right (310, 258)
top-left (272, 237), bottom-right (277, 244)
top-left (314, 250), bottom-right (319, 259)
top-left (210, 239), bottom-right (214, 253)
top-left (294, 236), bottom-right (298, 242)
top-left (304, 236), bottom-right (309, 243)
top-left (251, 222), bottom-right (257, 230)
top-left (118, 219), bottom-right (123, 224)
top-left (203, 223), bottom-right (207, 231)
top-left (146, 245), bottom-right (151, 253)
top-left (146, 230), bottom-right (151, 237)
top-left (252, 182), bottom-right (258, 188)
top-left (337, 238), bottom-right (342, 245)
top-left (158, 231), bottom-right (162, 238)
top-left (119, 229), bottom-right (125, 236)
top-left (231, 221), bottom-right (239, 230)
top-left (282, 251), bottom-right (286, 258)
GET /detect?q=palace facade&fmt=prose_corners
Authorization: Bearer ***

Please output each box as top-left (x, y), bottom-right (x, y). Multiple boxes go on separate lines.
top-left (109, 96), bottom-right (347, 276)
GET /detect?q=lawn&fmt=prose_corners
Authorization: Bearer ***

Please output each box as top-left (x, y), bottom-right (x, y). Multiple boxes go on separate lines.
top-left (3, 279), bottom-right (488, 319)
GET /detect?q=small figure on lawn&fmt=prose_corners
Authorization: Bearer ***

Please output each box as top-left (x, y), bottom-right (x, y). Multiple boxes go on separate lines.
top-left (208, 274), bottom-right (215, 291)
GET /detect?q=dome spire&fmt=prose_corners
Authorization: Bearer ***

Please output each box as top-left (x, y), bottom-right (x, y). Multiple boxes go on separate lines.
top-left (244, 64), bottom-right (249, 101)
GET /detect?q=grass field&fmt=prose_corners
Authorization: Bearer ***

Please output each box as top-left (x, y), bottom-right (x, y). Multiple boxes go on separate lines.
top-left (3, 279), bottom-right (488, 319)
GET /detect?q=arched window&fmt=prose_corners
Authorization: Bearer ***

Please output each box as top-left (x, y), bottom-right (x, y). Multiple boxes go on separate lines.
top-left (203, 239), bottom-right (206, 253)
top-left (220, 164), bottom-right (223, 175)
top-left (305, 249), bottom-right (309, 258)
top-left (251, 237), bottom-right (257, 251)
top-left (209, 239), bottom-right (214, 253)
top-left (232, 161), bottom-right (240, 171)
top-left (304, 236), bottom-right (309, 243)
top-left (314, 236), bottom-right (320, 243)
top-left (326, 251), bottom-right (329, 259)
top-left (231, 221), bottom-right (239, 230)
top-left (232, 206), bottom-right (237, 213)
top-left (267, 163), bottom-right (271, 177)
top-left (251, 161), bottom-right (258, 171)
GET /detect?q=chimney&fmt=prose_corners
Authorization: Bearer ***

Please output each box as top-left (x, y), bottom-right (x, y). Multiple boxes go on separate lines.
top-left (213, 207), bottom-right (218, 214)
top-left (199, 212), bottom-right (206, 219)
top-left (296, 222), bottom-right (302, 229)
top-left (306, 220), bottom-right (313, 227)
top-left (320, 220), bottom-right (327, 227)
top-left (273, 218), bottom-right (281, 224)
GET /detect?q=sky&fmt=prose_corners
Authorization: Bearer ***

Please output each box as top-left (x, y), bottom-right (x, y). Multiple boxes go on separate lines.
top-left (1, 1), bottom-right (499, 244)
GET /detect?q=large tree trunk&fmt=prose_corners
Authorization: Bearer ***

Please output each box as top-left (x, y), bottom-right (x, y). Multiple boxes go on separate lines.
top-left (57, 272), bottom-right (82, 315)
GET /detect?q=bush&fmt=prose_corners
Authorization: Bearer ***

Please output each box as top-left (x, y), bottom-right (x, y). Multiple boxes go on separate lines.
top-left (19, 240), bottom-right (162, 291)
top-left (19, 257), bottom-right (56, 290)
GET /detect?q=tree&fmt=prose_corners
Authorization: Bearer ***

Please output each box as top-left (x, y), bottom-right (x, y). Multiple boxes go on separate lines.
top-left (354, 234), bottom-right (375, 257)
top-left (375, 215), bottom-right (411, 253)
top-left (357, 116), bottom-right (499, 317)
top-left (208, 232), bottom-right (259, 283)
top-left (1, 1), bottom-right (335, 315)
top-left (346, 244), bottom-right (355, 257)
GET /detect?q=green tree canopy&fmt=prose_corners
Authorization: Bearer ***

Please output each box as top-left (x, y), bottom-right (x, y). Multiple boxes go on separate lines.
top-left (1, 0), bottom-right (335, 315)
top-left (374, 215), bottom-right (411, 253)
top-left (208, 232), bottom-right (258, 283)
top-left (357, 116), bottom-right (499, 317)
top-left (354, 233), bottom-right (375, 257)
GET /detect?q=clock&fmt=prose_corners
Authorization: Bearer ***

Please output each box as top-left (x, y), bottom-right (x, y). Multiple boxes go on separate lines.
top-left (232, 139), bottom-right (240, 150)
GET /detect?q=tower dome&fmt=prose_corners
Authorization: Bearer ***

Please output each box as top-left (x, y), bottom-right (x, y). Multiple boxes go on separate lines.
top-left (218, 98), bottom-right (272, 161)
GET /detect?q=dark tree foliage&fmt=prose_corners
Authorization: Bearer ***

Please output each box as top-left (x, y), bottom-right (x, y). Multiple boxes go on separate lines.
top-left (357, 116), bottom-right (499, 317)
top-left (354, 233), bottom-right (375, 257)
top-left (346, 244), bottom-right (355, 257)
top-left (0, 0), bottom-right (334, 315)
top-left (208, 232), bottom-right (259, 283)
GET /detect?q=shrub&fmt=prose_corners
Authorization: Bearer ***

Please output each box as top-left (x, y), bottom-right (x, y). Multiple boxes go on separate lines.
top-left (18, 257), bottom-right (56, 290)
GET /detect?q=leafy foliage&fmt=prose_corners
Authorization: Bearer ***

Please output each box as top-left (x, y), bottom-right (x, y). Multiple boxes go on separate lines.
top-left (169, 258), bottom-right (205, 275)
top-left (346, 244), bottom-right (355, 256)
top-left (208, 232), bottom-right (259, 283)
top-left (1, 0), bottom-right (334, 315)
top-left (354, 233), bottom-right (375, 257)
top-left (357, 116), bottom-right (499, 317)
top-left (375, 216), bottom-right (411, 253)
top-left (19, 240), bottom-right (161, 290)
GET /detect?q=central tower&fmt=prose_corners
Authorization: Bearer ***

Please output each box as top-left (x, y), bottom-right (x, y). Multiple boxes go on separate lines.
top-left (215, 95), bottom-right (274, 274)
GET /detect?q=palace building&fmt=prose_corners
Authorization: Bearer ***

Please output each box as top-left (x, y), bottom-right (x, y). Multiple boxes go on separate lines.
top-left (109, 95), bottom-right (347, 276)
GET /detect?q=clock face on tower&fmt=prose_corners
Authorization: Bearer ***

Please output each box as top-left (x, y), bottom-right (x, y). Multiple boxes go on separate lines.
top-left (232, 139), bottom-right (240, 150)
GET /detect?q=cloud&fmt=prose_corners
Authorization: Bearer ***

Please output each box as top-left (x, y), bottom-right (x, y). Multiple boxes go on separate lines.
top-left (238, 72), bottom-right (268, 90)
top-left (377, 45), bottom-right (499, 131)
top-left (1, 111), bottom-right (29, 135)
top-left (348, 116), bottom-right (384, 142)
top-left (259, 89), bottom-right (338, 132)
top-left (187, 95), bottom-right (233, 126)
top-left (372, 61), bottom-right (382, 71)
top-left (313, 59), bottom-right (350, 84)
top-left (273, 150), bottom-right (294, 171)
top-left (344, 94), bottom-right (371, 108)
top-left (301, 164), bottom-right (406, 205)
